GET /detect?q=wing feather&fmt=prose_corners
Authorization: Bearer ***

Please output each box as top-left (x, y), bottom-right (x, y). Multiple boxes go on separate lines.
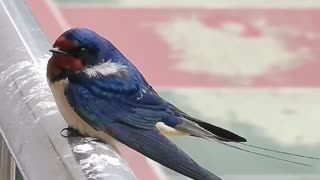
top-left (65, 80), bottom-right (221, 180)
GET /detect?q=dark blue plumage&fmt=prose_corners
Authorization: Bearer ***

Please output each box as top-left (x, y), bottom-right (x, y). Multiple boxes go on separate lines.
top-left (65, 80), bottom-right (219, 180)
top-left (47, 28), bottom-right (247, 180)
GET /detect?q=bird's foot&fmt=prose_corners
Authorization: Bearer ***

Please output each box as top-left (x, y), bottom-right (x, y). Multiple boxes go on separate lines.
top-left (60, 127), bottom-right (83, 138)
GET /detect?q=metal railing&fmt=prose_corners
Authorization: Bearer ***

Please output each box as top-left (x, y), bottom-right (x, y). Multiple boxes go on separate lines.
top-left (0, 135), bottom-right (15, 180)
top-left (0, 0), bottom-right (136, 179)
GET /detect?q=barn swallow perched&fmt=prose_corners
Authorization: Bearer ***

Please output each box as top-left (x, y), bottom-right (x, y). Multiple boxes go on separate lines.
top-left (47, 28), bottom-right (318, 180)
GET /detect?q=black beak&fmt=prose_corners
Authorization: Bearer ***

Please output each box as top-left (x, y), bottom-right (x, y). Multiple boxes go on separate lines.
top-left (49, 48), bottom-right (69, 55)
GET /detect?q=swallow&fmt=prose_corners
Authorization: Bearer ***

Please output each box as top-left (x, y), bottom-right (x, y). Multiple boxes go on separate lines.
top-left (47, 28), bottom-right (319, 180)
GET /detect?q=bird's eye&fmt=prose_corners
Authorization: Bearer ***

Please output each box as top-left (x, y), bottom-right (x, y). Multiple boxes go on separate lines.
top-left (77, 47), bottom-right (87, 57)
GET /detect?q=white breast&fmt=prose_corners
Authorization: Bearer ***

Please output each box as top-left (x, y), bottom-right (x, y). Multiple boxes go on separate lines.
top-left (49, 79), bottom-right (114, 143)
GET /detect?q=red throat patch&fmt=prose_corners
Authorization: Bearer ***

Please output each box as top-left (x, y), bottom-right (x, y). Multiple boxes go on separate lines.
top-left (47, 53), bottom-right (83, 80)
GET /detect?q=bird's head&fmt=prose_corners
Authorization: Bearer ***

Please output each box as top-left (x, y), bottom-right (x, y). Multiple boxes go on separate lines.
top-left (47, 28), bottom-right (120, 83)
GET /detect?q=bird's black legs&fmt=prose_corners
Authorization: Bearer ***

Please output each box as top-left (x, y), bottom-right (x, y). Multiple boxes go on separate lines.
top-left (60, 127), bottom-right (103, 142)
top-left (60, 126), bottom-right (83, 138)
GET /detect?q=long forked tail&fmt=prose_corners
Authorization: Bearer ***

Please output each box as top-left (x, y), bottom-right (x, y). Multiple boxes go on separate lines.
top-left (217, 140), bottom-right (318, 167)
top-left (239, 142), bottom-right (320, 160)
top-left (176, 110), bottom-right (247, 142)
top-left (176, 114), bottom-right (319, 167)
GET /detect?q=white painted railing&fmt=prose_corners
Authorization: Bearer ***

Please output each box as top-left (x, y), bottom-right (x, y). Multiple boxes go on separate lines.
top-left (0, 0), bottom-right (136, 179)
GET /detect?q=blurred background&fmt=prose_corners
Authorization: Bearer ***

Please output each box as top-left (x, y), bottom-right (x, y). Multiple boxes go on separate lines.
top-left (20, 0), bottom-right (320, 179)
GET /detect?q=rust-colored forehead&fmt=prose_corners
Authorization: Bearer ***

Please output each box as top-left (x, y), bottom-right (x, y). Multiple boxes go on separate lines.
top-left (53, 36), bottom-right (75, 49)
